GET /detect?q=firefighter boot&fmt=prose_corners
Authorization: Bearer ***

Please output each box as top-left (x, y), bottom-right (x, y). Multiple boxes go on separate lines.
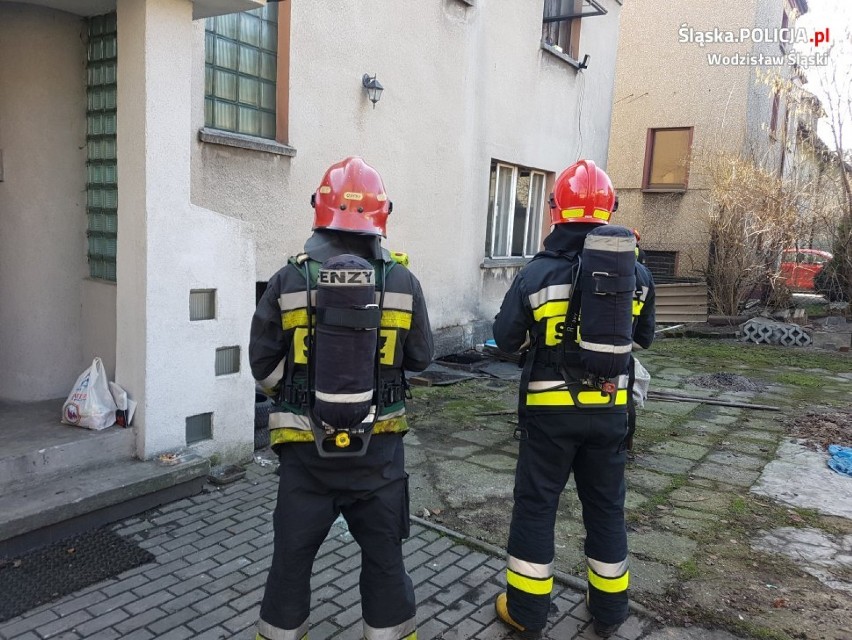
top-left (494, 593), bottom-right (542, 640)
top-left (586, 591), bottom-right (621, 638)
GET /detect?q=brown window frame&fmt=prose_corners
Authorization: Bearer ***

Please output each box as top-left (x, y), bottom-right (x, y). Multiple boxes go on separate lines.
top-left (642, 127), bottom-right (694, 193)
top-left (542, 0), bottom-right (583, 61)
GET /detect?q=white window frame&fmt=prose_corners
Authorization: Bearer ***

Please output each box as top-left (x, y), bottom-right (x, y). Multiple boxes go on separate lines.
top-left (487, 163), bottom-right (547, 259)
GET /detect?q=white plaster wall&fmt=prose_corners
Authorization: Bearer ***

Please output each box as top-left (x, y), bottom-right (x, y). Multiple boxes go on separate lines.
top-left (0, 4), bottom-right (89, 401)
top-left (117, 0), bottom-right (254, 462)
top-left (81, 280), bottom-right (117, 379)
top-left (191, 0), bottom-right (622, 338)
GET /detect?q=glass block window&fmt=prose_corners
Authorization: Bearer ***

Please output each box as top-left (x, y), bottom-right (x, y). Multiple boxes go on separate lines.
top-left (86, 13), bottom-right (118, 281)
top-left (205, 5), bottom-right (278, 139)
top-left (186, 413), bottom-right (213, 444)
top-left (190, 289), bottom-right (217, 321)
top-left (215, 346), bottom-right (240, 376)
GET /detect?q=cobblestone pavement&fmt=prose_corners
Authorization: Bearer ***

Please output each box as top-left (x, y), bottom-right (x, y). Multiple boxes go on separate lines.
top-left (0, 464), bottom-right (737, 640)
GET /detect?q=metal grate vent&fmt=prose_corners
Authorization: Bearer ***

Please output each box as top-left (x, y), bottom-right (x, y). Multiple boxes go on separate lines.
top-left (644, 251), bottom-right (678, 279)
top-left (190, 289), bottom-right (216, 321)
top-left (215, 346), bottom-right (240, 375)
top-left (186, 413), bottom-right (213, 444)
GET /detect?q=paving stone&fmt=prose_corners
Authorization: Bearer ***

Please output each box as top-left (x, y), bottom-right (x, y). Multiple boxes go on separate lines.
top-left (691, 462), bottom-right (762, 487)
top-left (657, 514), bottom-right (716, 535)
top-left (705, 450), bottom-right (766, 470)
top-left (649, 441), bottom-right (710, 461)
top-left (624, 490), bottom-right (649, 510)
top-left (629, 531), bottom-right (698, 565)
top-left (470, 454), bottom-right (518, 472)
top-left (625, 557), bottom-right (677, 595)
top-left (632, 454), bottom-right (695, 475)
top-left (680, 421), bottom-right (729, 436)
top-left (626, 469), bottom-right (677, 493)
top-left (668, 487), bottom-right (735, 514)
top-left (643, 400), bottom-right (699, 416)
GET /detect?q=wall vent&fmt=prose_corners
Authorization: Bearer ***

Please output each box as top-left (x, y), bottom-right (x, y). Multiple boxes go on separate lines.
top-left (186, 412), bottom-right (213, 444)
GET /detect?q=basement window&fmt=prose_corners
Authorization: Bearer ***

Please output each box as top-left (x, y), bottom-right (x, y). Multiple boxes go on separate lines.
top-left (186, 413), bottom-right (213, 444)
top-left (190, 289), bottom-right (216, 321)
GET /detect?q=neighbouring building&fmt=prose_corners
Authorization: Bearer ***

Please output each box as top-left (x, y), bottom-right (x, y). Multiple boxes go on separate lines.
top-left (0, 0), bottom-right (623, 465)
top-left (606, 0), bottom-right (811, 281)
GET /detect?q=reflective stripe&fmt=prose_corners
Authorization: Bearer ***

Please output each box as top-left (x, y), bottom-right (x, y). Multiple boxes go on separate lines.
top-left (269, 416), bottom-right (410, 445)
top-left (314, 389), bottom-right (373, 403)
top-left (584, 235), bottom-right (631, 253)
top-left (526, 389), bottom-right (628, 406)
top-left (532, 300), bottom-right (569, 322)
top-left (592, 208), bottom-right (612, 221)
top-left (364, 614), bottom-right (416, 640)
top-left (257, 618), bottom-right (309, 640)
top-left (381, 292), bottom-right (414, 311)
top-left (257, 360), bottom-right (285, 391)
top-left (269, 412), bottom-right (311, 430)
top-left (579, 340), bottom-right (633, 354)
top-left (561, 207), bottom-right (585, 219)
top-left (381, 309), bottom-right (412, 329)
top-left (507, 568), bottom-right (554, 595)
top-left (637, 285), bottom-right (649, 302)
top-left (587, 567), bottom-right (629, 594)
top-left (278, 291), bottom-right (312, 312)
top-left (528, 284), bottom-right (572, 310)
top-left (587, 557), bottom-right (628, 578)
top-left (282, 308), bottom-right (310, 330)
top-left (507, 555), bottom-right (553, 579)
top-left (528, 377), bottom-right (628, 392)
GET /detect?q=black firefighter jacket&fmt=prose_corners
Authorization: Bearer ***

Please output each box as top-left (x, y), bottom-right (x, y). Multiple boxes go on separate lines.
top-left (250, 230), bottom-right (434, 447)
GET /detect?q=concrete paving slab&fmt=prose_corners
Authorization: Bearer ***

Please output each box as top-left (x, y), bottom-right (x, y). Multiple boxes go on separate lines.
top-left (629, 531), bottom-right (698, 565)
top-left (668, 487), bottom-right (735, 515)
top-left (751, 441), bottom-right (852, 518)
top-left (627, 469), bottom-right (676, 494)
top-left (705, 451), bottom-right (766, 470)
top-left (632, 454), bottom-right (695, 475)
top-left (690, 462), bottom-right (762, 487)
top-left (648, 441), bottom-right (710, 461)
top-left (433, 460), bottom-right (514, 509)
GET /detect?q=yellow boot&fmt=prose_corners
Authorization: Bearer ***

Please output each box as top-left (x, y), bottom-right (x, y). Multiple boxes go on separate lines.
top-left (494, 593), bottom-right (542, 640)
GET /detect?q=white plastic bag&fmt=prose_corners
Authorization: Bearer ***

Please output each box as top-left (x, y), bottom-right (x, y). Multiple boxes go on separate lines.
top-left (632, 357), bottom-right (651, 409)
top-left (61, 357), bottom-right (118, 430)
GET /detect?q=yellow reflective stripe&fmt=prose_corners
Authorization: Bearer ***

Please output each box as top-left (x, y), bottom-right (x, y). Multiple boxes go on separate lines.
top-left (381, 310), bottom-right (412, 329)
top-left (270, 417), bottom-right (409, 445)
top-left (561, 207), bottom-right (585, 219)
top-left (282, 309), bottom-right (309, 330)
top-left (587, 568), bottom-right (629, 594)
top-left (526, 389), bottom-right (628, 407)
top-left (532, 300), bottom-right (569, 322)
top-left (507, 569), bottom-right (554, 596)
top-left (593, 208), bottom-right (611, 221)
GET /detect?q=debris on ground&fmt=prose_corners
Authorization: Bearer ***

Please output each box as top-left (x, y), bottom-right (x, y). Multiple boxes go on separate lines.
top-left (787, 410), bottom-right (852, 452)
top-left (686, 373), bottom-right (767, 392)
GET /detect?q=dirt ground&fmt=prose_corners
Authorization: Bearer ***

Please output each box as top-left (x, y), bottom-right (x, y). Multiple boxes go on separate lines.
top-left (787, 409), bottom-right (852, 452)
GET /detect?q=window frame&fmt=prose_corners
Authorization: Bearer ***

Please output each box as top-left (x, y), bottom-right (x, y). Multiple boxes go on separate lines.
top-left (642, 126), bottom-right (694, 193)
top-left (203, 1), bottom-right (291, 145)
top-left (486, 162), bottom-right (548, 260)
top-left (542, 0), bottom-right (583, 61)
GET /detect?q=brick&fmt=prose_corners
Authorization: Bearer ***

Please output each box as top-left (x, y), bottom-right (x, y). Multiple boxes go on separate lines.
top-left (192, 589), bottom-right (240, 615)
top-left (151, 627), bottom-right (194, 640)
top-left (124, 590), bottom-right (174, 616)
top-left (100, 574), bottom-right (148, 597)
top-left (430, 564), bottom-right (467, 588)
top-left (133, 575), bottom-right (181, 598)
top-left (222, 607), bottom-right (259, 634)
top-left (202, 570), bottom-right (246, 595)
top-left (548, 614), bottom-right (584, 637)
top-left (436, 599), bottom-right (478, 626)
top-left (87, 590), bottom-right (137, 616)
top-left (51, 590), bottom-right (107, 617)
top-left (147, 608), bottom-right (200, 636)
top-left (186, 606), bottom-right (238, 633)
top-left (74, 608), bottom-right (128, 636)
top-left (31, 610), bottom-right (91, 638)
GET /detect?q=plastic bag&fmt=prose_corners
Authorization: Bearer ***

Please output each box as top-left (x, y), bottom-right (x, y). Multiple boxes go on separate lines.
top-left (632, 357), bottom-right (651, 409)
top-left (61, 357), bottom-right (118, 430)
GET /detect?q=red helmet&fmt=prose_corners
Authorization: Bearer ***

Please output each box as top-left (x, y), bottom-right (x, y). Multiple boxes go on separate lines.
top-left (549, 159), bottom-right (616, 225)
top-left (311, 157), bottom-right (392, 237)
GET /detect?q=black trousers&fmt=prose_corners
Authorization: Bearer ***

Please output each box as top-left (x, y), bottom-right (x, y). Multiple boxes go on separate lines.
top-left (506, 409), bottom-right (630, 630)
top-left (259, 435), bottom-right (414, 636)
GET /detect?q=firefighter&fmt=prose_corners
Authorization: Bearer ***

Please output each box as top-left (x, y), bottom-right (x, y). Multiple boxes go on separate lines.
top-left (250, 157), bottom-right (434, 640)
top-left (492, 159), bottom-right (653, 639)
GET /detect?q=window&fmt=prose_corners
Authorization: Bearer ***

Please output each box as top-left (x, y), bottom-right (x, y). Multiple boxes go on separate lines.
top-left (542, 0), bottom-right (582, 60)
top-left (86, 13), bottom-right (118, 282)
top-left (642, 127), bottom-right (693, 191)
top-left (486, 163), bottom-right (547, 259)
top-left (644, 251), bottom-right (678, 280)
top-left (205, 4), bottom-right (284, 140)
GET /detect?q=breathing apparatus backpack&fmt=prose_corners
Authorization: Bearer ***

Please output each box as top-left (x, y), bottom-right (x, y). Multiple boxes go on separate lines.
top-left (295, 253), bottom-right (395, 458)
top-left (576, 224), bottom-right (637, 379)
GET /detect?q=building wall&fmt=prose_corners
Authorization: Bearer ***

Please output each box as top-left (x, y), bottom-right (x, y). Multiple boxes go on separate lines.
top-left (0, 4), bottom-right (98, 401)
top-left (190, 0), bottom-right (623, 350)
top-left (116, 0), bottom-right (255, 462)
top-left (607, 0), bottom-right (762, 276)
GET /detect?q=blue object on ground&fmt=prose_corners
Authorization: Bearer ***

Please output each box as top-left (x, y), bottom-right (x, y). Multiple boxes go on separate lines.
top-left (827, 444), bottom-right (852, 477)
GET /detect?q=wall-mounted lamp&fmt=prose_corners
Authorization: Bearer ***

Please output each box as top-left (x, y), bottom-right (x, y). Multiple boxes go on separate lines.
top-left (362, 74), bottom-right (384, 108)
